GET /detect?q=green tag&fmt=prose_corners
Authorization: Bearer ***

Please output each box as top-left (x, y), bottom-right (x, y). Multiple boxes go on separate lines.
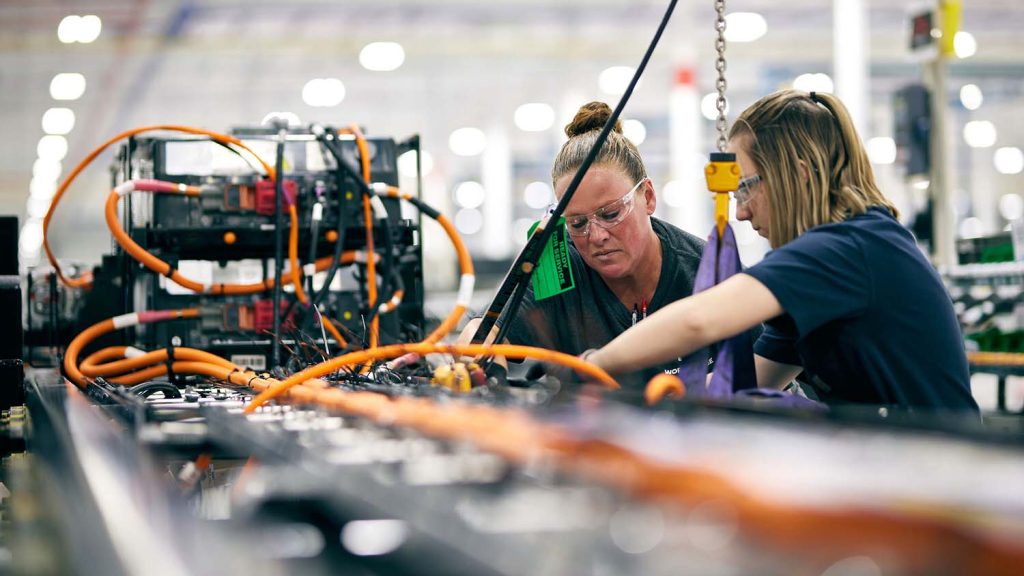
top-left (529, 217), bottom-right (575, 301)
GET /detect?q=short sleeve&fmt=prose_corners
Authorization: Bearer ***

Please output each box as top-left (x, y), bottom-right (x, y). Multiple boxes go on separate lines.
top-left (753, 318), bottom-right (802, 365)
top-left (745, 229), bottom-right (871, 338)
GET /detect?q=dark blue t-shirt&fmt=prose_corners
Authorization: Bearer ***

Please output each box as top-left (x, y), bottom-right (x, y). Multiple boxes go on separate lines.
top-left (745, 207), bottom-right (978, 412)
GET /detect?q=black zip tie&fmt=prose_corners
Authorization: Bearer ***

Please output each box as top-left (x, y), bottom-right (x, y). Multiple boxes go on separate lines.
top-left (165, 341), bottom-right (179, 386)
top-left (163, 260), bottom-right (178, 279)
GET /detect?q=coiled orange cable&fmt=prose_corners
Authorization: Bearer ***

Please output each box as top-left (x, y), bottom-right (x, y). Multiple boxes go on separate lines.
top-left (104, 181), bottom-right (362, 295)
top-left (44, 125), bottom-right (276, 289)
top-left (63, 308), bottom-right (201, 387)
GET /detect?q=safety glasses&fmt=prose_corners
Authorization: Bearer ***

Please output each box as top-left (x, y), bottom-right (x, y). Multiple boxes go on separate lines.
top-left (734, 173), bottom-right (761, 206)
top-left (563, 177), bottom-right (648, 237)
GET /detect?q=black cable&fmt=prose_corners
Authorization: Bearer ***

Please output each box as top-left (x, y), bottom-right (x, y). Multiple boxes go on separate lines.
top-left (271, 129), bottom-right (286, 369)
top-left (300, 155), bottom-right (349, 338)
top-left (165, 338), bottom-right (178, 386)
top-left (323, 134), bottom-right (371, 348)
top-left (211, 139), bottom-right (262, 173)
top-left (366, 258), bottom-right (405, 329)
top-left (128, 380), bottom-right (182, 399)
top-left (312, 128), bottom-right (397, 345)
top-left (327, 129), bottom-right (387, 332)
top-left (471, 0), bottom-right (680, 353)
top-left (302, 195), bottom-right (321, 337)
top-left (306, 202), bottom-right (320, 298)
top-left (363, 192), bottom-right (400, 332)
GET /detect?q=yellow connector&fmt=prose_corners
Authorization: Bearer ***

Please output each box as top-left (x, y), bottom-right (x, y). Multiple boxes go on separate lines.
top-left (432, 362), bottom-right (473, 393)
top-left (704, 152), bottom-right (740, 193)
top-left (705, 152), bottom-right (740, 237)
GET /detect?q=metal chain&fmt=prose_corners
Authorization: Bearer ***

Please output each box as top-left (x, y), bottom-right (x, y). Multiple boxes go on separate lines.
top-left (714, 0), bottom-right (728, 152)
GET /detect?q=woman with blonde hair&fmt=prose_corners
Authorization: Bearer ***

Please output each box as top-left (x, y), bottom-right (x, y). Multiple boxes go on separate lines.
top-left (585, 89), bottom-right (978, 411)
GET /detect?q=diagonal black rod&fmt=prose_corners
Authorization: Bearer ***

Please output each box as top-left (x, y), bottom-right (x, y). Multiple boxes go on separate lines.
top-left (471, 0), bottom-right (680, 350)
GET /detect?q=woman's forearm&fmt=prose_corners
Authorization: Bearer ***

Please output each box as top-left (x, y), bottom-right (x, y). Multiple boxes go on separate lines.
top-left (588, 273), bottom-right (784, 376)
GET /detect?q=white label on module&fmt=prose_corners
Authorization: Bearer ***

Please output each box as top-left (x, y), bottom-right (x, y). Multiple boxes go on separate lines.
top-left (230, 354), bottom-right (267, 371)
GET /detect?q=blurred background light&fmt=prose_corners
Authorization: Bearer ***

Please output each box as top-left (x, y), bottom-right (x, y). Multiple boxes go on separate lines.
top-left (360, 42), bottom-right (405, 71)
top-left (662, 180), bottom-right (687, 208)
top-left (41, 107), bottom-right (76, 135)
top-left (37, 135), bottom-right (68, 161)
top-left (793, 73), bottom-right (834, 94)
top-left (57, 15), bottom-right (81, 43)
top-left (963, 120), bottom-right (997, 148)
top-left (701, 92), bottom-right (728, 121)
top-left (959, 84), bottom-right (983, 110)
top-left (453, 181), bottom-right (486, 208)
top-left (523, 181), bottom-right (553, 209)
top-left (449, 127), bottom-right (487, 156)
top-left (50, 73), bottom-right (86, 100)
top-left (32, 158), bottom-right (63, 183)
top-left (302, 78), bottom-right (345, 107)
top-left (998, 193), bottom-right (1024, 221)
top-left (955, 30), bottom-right (977, 59)
top-left (598, 66), bottom-right (635, 96)
top-left (866, 137), bottom-right (896, 165)
top-left (514, 103), bottom-right (555, 132)
top-left (398, 150), bottom-right (433, 178)
top-left (723, 12), bottom-right (767, 43)
top-left (622, 119), bottom-right (647, 145)
top-left (993, 146), bottom-right (1024, 175)
top-left (454, 207), bottom-right (484, 234)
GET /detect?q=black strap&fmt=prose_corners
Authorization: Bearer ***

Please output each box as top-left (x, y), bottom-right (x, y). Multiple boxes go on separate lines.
top-left (165, 341), bottom-right (179, 386)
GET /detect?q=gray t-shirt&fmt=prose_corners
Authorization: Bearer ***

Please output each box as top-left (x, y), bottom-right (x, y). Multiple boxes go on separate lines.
top-left (504, 217), bottom-right (705, 387)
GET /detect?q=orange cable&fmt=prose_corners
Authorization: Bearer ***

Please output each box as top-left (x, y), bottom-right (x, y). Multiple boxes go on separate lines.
top-left (104, 184), bottom-right (360, 295)
top-left (349, 124), bottom-right (379, 349)
top-left (643, 373), bottom-right (685, 406)
top-left (80, 345), bottom-right (236, 378)
top-left (245, 342), bottom-right (619, 412)
top-left (79, 346), bottom-right (130, 370)
top-left (378, 186), bottom-right (475, 344)
top-left (287, 204), bottom-right (308, 303)
top-left (320, 315), bottom-right (348, 349)
top-left (63, 308), bottom-right (200, 387)
top-left (44, 125), bottom-right (276, 289)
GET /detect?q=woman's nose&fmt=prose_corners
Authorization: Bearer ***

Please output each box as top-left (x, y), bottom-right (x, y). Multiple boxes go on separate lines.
top-left (587, 222), bottom-right (611, 242)
top-left (735, 202), bottom-right (752, 221)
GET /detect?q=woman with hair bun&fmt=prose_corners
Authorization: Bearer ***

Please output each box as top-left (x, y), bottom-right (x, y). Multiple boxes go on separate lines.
top-left (585, 90), bottom-right (978, 412)
top-left (461, 101), bottom-right (706, 387)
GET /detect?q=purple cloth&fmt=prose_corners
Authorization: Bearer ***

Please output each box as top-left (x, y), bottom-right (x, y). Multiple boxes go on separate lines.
top-left (676, 223), bottom-right (757, 398)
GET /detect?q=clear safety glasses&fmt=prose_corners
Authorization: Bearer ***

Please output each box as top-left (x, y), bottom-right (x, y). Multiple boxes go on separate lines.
top-left (563, 178), bottom-right (648, 237)
top-left (733, 173), bottom-right (761, 206)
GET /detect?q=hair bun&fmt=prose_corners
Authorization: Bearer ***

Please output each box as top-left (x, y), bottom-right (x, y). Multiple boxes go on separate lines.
top-left (564, 101), bottom-right (621, 138)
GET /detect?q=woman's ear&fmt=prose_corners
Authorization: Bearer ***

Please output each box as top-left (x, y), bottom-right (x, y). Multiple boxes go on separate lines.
top-left (797, 159), bottom-right (812, 182)
top-left (643, 179), bottom-right (656, 215)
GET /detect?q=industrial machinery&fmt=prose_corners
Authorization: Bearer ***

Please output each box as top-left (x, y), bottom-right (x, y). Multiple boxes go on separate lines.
top-left (6, 1), bottom-right (1024, 575)
top-left (25, 125), bottom-right (425, 374)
